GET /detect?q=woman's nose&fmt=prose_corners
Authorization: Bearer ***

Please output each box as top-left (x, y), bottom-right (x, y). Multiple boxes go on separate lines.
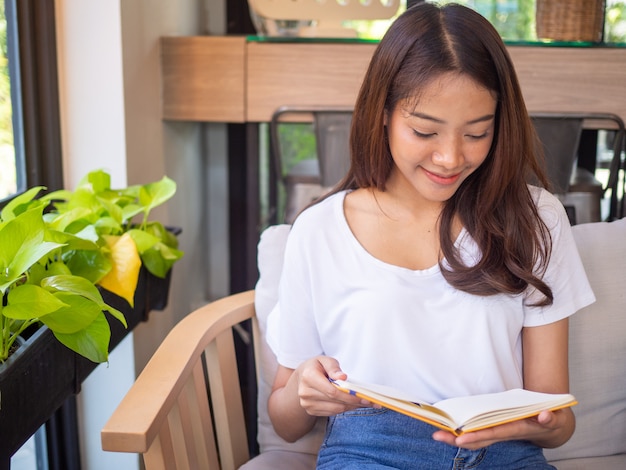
top-left (432, 137), bottom-right (463, 169)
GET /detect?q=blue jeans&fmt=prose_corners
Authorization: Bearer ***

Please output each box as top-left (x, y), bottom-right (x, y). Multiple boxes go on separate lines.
top-left (316, 408), bottom-right (556, 469)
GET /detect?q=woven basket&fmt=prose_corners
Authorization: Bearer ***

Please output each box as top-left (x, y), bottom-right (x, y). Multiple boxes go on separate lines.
top-left (536, 0), bottom-right (605, 42)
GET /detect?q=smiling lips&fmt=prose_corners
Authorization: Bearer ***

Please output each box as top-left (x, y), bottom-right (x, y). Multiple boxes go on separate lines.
top-left (422, 167), bottom-right (462, 185)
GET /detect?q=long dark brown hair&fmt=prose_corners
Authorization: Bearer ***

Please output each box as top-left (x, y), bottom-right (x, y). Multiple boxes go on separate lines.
top-left (329, 3), bottom-right (554, 305)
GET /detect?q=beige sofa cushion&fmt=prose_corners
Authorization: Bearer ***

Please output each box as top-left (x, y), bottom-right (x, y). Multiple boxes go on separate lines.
top-left (251, 225), bottom-right (325, 465)
top-left (546, 218), bottom-right (626, 464)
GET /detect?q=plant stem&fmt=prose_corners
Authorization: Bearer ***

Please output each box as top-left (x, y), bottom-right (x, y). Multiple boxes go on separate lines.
top-left (0, 301), bottom-right (39, 362)
top-left (0, 302), bottom-right (8, 361)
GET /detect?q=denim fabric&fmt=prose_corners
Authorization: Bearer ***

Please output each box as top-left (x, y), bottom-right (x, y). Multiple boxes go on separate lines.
top-left (316, 408), bottom-right (556, 469)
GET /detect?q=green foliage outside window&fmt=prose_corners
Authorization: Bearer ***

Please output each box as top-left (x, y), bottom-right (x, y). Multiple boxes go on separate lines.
top-left (0, 2), bottom-right (16, 201)
top-left (606, 1), bottom-right (626, 43)
top-left (350, 0), bottom-right (626, 43)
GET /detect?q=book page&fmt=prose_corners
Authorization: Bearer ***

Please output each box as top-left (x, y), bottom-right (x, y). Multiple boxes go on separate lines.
top-left (433, 389), bottom-right (576, 431)
top-left (331, 379), bottom-right (457, 430)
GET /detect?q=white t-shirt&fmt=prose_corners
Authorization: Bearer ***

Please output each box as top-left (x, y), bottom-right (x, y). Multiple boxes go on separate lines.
top-left (267, 187), bottom-right (595, 403)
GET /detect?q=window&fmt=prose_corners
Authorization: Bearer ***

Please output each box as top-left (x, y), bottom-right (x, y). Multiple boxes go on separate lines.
top-left (0, 0), bottom-right (62, 209)
top-left (353, 1), bottom-right (626, 43)
top-left (0, 0), bottom-right (22, 200)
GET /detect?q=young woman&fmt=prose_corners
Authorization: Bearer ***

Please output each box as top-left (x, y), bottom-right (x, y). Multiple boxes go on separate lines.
top-left (267, 3), bottom-right (595, 468)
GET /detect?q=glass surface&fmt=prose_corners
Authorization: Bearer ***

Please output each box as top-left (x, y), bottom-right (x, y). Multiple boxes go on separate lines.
top-left (247, 0), bottom-right (626, 46)
top-left (0, 0), bottom-right (24, 202)
top-left (0, 0), bottom-right (15, 200)
top-left (248, 34), bottom-right (626, 47)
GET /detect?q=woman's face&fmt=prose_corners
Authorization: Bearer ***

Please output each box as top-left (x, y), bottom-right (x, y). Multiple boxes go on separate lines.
top-left (385, 73), bottom-right (497, 205)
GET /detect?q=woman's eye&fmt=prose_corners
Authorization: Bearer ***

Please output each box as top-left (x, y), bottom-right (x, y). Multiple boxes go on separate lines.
top-left (466, 133), bottom-right (488, 140)
top-left (413, 130), bottom-right (435, 138)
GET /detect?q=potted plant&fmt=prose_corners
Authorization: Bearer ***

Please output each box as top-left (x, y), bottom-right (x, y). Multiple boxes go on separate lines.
top-left (0, 169), bottom-right (183, 364)
top-left (0, 170), bottom-right (183, 462)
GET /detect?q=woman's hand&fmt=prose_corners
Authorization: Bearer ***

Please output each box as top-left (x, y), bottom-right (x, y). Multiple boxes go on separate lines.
top-left (268, 356), bottom-right (376, 442)
top-left (432, 407), bottom-right (574, 450)
top-left (292, 356), bottom-right (375, 417)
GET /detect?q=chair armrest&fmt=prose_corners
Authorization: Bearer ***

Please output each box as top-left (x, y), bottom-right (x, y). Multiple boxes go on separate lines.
top-left (101, 290), bottom-right (255, 469)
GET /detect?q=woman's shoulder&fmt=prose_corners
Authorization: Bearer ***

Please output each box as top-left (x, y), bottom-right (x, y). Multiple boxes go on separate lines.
top-left (289, 190), bottom-right (348, 239)
top-left (284, 191), bottom-right (351, 260)
top-left (528, 184), bottom-right (557, 205)
top-left (294, 191), bottom-right (346, 222)
top-left (528, 185), bottom-right (569, 225)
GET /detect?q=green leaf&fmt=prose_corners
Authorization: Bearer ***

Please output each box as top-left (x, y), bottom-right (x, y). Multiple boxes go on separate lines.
top-left (41, 274), bottom-right (105, 305)
top-left (65, 250), bottom-right (112, 284)
top-left (140, 243), bottom-right (183, 278)
top-left (3, 284), bottom-right (69, 320)
top-left (46, 227), bottom-right (100, 251)
top-left (161, 226), bottom-right (180, 249)
top-left (87, 169), bottom-right (111, 193)
top-left (40, 188), bottom-right (73, 203)
top-left (46, 261), bottom-right (73, 277)
top-left (120, 184), bottom-right (141, 200)
top-left (53, 312), bottom-right (110, 363)
top-left (126, 224), bottom-right (183, 278)
top-left (93, 216), bottom-right (123, 234)
top-left (0, 207), bottom-right (65, 293)
top-left (40, 292), bottom-right (103, 333)
top-left (71, 224), bottom-right (101, 244)
top-left (143, 222), bottom-right (179, 249)
top-left (0, 186), bottom-right (46, 221)
top-left (138, 176), bottom-right (176, 217)
top-left (26, 263), bottom-right (47, 286)
top-left (97, 196), bottom-right (124, 224)
top-left (105, 305), bottom-right (128, 328)
top-left (126, 228), bottom-right (160, 254)
top-left (65, 188), bottom-right (102, 214)
top-left (45, 207), bottom-right (93, 232)
top-left (27, 261), bottom-right (73, 288)
top-left (120, 203), bottom-right (144, 222)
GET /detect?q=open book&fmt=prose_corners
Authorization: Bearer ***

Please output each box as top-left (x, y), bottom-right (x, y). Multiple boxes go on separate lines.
top-left (330, 378), bottom-right (577, 436)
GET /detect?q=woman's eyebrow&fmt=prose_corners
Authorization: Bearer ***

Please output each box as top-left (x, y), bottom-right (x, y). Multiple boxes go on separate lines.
top-left (410, 112), bottom-right (495, 125)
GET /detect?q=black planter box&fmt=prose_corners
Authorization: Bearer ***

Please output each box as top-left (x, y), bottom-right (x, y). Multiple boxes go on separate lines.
top-left (0, 326), bottom-right (75, 463)
top-left (0, 266), bottom-right (173, 464)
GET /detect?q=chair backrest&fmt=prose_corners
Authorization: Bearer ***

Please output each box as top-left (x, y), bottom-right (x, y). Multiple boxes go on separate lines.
top-left (531, 114), bottom-right (584, 194)
top-left (101, 291), bottom-right (255, 470)
top-left (269, 106), bottom-right (353, 223)
top-left (530, 112), bottom-right (626, 220)
top-left (270, 106), bottom-right (352, 188)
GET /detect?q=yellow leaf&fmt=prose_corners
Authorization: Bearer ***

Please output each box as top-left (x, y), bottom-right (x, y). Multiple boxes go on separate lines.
top-left (98, 233), bottom-right (141, 307)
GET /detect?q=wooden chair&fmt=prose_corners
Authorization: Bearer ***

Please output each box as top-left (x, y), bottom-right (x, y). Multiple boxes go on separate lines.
top-left (101, 291), bottom-right (255, 470)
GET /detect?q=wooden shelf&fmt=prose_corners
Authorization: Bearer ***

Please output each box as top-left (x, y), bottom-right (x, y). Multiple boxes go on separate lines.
top-left (160, 36), bottom-right (626, 124)
top-left (161, 36), bottom-right (246, 122)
